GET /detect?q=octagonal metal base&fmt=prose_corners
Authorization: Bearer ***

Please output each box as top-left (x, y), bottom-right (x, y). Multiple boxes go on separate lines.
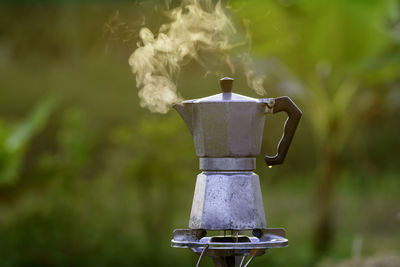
top-left (189, 171), bottom-right (266, 230)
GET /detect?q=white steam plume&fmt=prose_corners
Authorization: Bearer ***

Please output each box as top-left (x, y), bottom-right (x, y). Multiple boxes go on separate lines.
top-left (129, 0), bottom-right (265, 113)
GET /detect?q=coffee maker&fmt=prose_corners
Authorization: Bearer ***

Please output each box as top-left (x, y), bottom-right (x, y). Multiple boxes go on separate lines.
top-left (171, 77), bottom-right (302, 267)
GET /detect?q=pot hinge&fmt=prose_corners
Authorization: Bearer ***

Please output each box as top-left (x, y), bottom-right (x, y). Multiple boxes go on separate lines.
top-left (264, 98), bottom-right (275, 113)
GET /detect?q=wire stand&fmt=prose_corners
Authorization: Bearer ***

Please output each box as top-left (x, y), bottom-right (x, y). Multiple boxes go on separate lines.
top-left (172, 228), bottom-right (288, 267)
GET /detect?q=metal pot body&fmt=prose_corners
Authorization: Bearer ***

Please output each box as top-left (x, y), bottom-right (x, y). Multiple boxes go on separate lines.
top-left (192, 102), bottom-right (265, 158)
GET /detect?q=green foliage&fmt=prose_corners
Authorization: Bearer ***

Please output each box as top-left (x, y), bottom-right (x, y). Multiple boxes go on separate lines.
top-left (0, 97), bottom-right (54, 186)
top-left (234, 0), bottom-right (399, 146)
top-left (0, 114), bottom-right (198, 267)
top-left (0, 1), bottom-right (399, 266)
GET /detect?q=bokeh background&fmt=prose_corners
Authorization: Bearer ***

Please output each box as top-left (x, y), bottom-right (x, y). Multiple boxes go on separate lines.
top-left (0, 0), bottom-right (399, 266)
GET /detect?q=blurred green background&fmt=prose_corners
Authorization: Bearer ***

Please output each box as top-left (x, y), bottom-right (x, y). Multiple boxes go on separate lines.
top-left (0, 0), bottom-right (399, 266)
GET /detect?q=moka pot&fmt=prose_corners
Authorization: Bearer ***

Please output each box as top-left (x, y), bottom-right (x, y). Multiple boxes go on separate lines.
top-left (174, 77), bottom-right (302, 230)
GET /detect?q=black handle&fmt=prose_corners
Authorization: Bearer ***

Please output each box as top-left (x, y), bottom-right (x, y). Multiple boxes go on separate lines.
top-left (265, 96), bottom-right (302, 166)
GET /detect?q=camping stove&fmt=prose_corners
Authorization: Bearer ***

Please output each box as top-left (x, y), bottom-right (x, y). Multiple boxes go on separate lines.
top-left (171, 77), bottom-right (302, 267)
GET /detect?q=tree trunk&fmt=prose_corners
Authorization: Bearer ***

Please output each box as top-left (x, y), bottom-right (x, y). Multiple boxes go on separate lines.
top-left (313, 146), bottom-right (338, 258)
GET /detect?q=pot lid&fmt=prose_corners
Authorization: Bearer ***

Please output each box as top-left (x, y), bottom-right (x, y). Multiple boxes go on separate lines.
top-left (182, 77), bottom-right (260, 103)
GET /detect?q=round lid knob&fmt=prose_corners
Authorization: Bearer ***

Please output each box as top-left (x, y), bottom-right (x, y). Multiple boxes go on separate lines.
top-left (219, 77), bottom-right (233, 93)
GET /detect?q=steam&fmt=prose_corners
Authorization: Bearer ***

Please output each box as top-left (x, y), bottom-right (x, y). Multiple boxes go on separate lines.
top-left (129, 0), bottom-right (265, 113)
top-left (242, 54), bottom-right (266, 95)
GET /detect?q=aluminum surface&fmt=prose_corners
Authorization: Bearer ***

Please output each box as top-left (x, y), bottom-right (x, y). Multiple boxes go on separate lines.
top-left (174, 90), bottom-right (276, 158)
top-left (199, 158), bottom-right (256, 171)
top-left (189, 171), bottom-right (266, 230)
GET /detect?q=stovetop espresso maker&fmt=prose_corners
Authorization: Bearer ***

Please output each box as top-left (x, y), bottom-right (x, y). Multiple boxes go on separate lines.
top-left (171, 77), bottom-right (302, 267)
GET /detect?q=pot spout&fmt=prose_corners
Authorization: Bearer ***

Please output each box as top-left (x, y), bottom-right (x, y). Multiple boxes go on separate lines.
top-left (173, 103), bottom-right (193, 135)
